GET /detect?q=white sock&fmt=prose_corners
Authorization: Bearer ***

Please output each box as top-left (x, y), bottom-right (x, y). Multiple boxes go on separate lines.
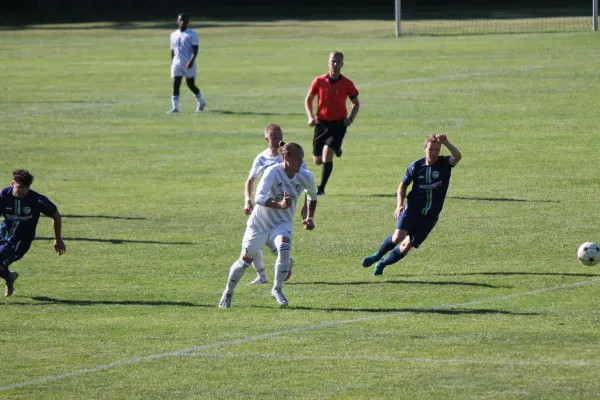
top-left (252, 250), bottom-right (267, 281)
top-left (273, 246), bottom-right (291, 289)
top-left (171, 96), bottom-right (179, 110)
top-left (225, 259), bottom-right (249, 294)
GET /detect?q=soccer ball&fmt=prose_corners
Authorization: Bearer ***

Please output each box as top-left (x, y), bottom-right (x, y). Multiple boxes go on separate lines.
top-left (577, 242), bottom-right (600, 266)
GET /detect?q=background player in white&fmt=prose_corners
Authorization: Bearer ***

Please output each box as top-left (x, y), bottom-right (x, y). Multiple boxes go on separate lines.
top-left (244, 123), bottom-right (303, 284)
top-left (167, 13), bottom-right (206, 114)
top-left (220, 142), bottom-right (318, 308)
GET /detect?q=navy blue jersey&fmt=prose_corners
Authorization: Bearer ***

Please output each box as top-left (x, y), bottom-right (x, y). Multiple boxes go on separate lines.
top-left (402, 156), bottom-right (454, 217)
top-left (0, 186), bottom-right (58, 243)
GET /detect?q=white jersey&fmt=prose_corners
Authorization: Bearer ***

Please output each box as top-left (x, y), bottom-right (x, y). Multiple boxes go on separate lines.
top-left (248, 163), bottom-right (317, 232)
top-left (170, 28), bottom-right (199, 65)
top-left (248, 149), bottom-right (307, 179)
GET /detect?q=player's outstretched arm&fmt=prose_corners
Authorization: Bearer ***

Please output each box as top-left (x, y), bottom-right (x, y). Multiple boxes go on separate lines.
top-left (51, 211), bottom-right (66, 255)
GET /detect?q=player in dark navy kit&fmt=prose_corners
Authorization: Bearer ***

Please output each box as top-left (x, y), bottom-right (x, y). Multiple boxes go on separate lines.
top-left (361, 135), bottom-right (462, 275)
top-left (0, 170), bottom-right (66, 296)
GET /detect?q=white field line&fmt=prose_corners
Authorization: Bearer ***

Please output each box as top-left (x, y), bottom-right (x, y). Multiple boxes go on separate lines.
top-left (1, 276), bottom-right (598, 392)
top-left (188, 352), bottom-right (600, 368)
top-left (0, 65), bottom-right (549, 118)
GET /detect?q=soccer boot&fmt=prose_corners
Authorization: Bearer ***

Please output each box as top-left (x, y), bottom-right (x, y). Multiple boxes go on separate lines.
top-left (271, 288), bottom-right (288, 307)
top-left (373, 262), bottom-right (386, 276)
top-left (248, 277), bottom-right (268, 285)
top-left (284, 258), bottom-right (293, 282)
top-left (361, 253), bottom-right (379, 268)
top-left (5, 271), bottom-right (18, 297)
top-left (166, 108), bottom-right (179, 114)
top-left (195, 98), bottom-right (206, 112)
top-left (219, 291), bottom-right (232, 308)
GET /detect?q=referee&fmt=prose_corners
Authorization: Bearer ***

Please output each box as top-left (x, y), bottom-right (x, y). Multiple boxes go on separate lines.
top-left (304, 51), bottom-right (360, 195)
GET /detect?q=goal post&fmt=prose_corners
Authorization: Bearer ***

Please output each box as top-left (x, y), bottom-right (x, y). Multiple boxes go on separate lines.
top-left (394, 0), bottom-right (599, 36)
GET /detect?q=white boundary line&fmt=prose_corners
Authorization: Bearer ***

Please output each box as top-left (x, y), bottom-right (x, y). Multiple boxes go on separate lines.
top-left (1, 277), bottom-right (598, 392)
top-left (0, 65), bottom-right (550, 118)
top-left (188, 352), bottom-right (600, 368)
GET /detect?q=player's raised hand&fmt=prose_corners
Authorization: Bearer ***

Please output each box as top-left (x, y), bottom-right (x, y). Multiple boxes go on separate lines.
top-left (302, 218), bottom-right (315, 230)
top-left (244, 200), bottom-right (253, 216)
top-left (434, 134), bottom-right (448, 144)
top-left (280, 192), bottom-right (292, 209)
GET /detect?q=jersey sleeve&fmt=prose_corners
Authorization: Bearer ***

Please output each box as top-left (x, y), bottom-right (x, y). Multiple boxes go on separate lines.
top-left (346, 79), bottom-right (359, 98)
top-left (170, 33), bottom-right (175, 50)
top-left (255, 166), bottom-right (276, 206)
top-left (401, 163), bottom-right (414, 186)
top-left (308, 77), bottom-right (320, 96)
top-left (443, 155), bottom-right (455, 169)
top-left (191, 31), bottom-right (199, 46)
top-left (248, 156), bottom-right (263, 179)
top-left (37, 194), bottom-right (58, 217)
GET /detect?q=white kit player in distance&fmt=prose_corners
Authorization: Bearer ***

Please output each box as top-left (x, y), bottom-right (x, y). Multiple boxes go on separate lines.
top-left (244, 124), bottom-right (305, 285)
top-left (220, 142), bottom-right (318, 308)
top-left (167, 13), bottom-right (206, 113)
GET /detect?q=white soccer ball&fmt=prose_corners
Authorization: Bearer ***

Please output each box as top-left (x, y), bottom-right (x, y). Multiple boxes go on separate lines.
top-left (577, 242), bottom-right (600, 266)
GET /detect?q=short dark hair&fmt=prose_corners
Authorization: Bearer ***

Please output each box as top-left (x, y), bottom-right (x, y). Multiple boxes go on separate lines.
top-left (178, 12), bottom-right (190, 21)
top-left (12, 169), bottom-right (34, 187)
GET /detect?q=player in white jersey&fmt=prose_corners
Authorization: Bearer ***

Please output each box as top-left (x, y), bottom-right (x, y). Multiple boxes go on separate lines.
top-left (244, 124), bottom-right (305, 285)
top-left (167, 13), bottom-right (207, 114)
top-left (220, 142), bottom-right (318, 308)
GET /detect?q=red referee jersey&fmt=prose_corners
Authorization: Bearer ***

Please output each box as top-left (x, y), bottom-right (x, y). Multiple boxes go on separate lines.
top-left (308, 74), bottom-right (359, 121)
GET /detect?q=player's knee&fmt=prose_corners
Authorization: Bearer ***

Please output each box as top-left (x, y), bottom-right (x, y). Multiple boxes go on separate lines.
top-left (392, 230), bottom-right (406, 244)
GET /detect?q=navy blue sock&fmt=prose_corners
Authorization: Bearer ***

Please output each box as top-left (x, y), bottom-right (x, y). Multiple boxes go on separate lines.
top-left (374, 235), bottom-right (396, 260)
top-left (379, 247), bottom-right (406, 267)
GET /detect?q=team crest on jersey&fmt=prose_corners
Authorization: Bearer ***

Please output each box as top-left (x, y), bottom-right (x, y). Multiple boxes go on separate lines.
top-left (23, 207), bottom-right (31, 215)
top-left (295, 184), bottom-right (302, 193)
top-left (432, 171), bottom-right (439, 179)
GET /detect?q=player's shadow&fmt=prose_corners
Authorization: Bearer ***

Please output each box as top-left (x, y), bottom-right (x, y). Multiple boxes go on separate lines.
top-left (352, 194), bottom-right (559, 203)
top-left (209, 109), bottom-right (305, 116)
top-left (279, 306), bottom-right (538, 315)
top-left (30, 296), bottom-right (211, 307)
top-left (408, 271), bottom-right (600, 278)
top-left (288, 280), bottom-right (509, 288)
top-left (62, 214), bottom-right (146, 220)
top-left (35, 236), bottom-right (193, 245)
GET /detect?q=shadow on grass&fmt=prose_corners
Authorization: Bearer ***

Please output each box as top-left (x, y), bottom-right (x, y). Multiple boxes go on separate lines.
top-left (29, 296), bottom-right (211, 307)
top-left (35, 236), bottom-right (193, 245)
top-left (62, 214), bottom-right (146, 220)
top-left (409, 271), bottom-right (600, 278)
top-left (288, 280), bottom-right (509, 288)
top-left (347, 194), bottom-right (560, 203)
top-left (286, 306), bottom-right (539, 315)
top-left (209, 109), bottom-right (305, 116)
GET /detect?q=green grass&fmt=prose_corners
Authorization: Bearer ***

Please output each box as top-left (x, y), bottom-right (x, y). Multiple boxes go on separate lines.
top-left (1, 19), bottom-right (600, 399)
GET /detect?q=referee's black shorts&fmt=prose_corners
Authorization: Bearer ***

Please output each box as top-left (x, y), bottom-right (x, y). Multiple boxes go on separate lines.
top-left (312, 119), bottom-right (347, 158)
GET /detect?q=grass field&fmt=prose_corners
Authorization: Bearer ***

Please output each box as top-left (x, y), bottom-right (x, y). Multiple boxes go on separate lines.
top-left (1, 18), bottom-right (600, 399)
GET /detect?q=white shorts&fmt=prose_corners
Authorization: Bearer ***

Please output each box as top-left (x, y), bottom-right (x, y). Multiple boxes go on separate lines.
top-left (171, 61), bottom-right (196, 79)
top-left (241, 224), bottom-right (292, 259)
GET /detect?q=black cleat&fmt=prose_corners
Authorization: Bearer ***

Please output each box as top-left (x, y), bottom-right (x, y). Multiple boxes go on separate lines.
top-left (5, 272), bottom-right (18, 297)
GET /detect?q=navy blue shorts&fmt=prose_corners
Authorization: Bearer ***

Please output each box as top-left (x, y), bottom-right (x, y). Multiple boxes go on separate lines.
top-left (395, 211), bottom-right (439, 248)
top-left (0, 240), bottom-right (31, 269)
